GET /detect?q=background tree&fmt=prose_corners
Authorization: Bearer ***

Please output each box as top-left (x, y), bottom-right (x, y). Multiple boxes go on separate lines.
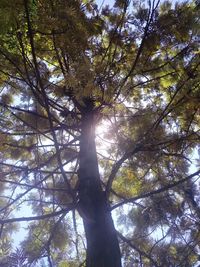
top-left (0, 0), bottom-right (200, 266)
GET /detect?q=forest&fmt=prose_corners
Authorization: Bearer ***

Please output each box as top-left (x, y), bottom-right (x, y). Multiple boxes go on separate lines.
top-left (0, 0), bottom-right (200, 266)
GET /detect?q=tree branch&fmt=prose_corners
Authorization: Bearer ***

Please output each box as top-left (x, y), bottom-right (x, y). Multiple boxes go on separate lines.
top-left (105, 144), bottom-right (143, 197)
top-left (117, 231), bottom-right (159, 267)
top-left (112, 169), bottom-right (200, 210)
top-left (0, 206), bottom-right (74, 224)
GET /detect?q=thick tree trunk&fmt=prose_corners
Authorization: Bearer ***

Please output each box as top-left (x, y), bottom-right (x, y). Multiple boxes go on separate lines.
top-left (77, 109), bottom-right (122, 267)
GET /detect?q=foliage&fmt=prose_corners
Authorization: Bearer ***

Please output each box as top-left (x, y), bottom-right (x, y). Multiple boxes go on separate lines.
top-left (0, 0), bottom-right (200, 266)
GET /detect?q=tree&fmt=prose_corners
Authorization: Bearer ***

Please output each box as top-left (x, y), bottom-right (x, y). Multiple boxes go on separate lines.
top-left (0, 0), bottom-right (200, 266)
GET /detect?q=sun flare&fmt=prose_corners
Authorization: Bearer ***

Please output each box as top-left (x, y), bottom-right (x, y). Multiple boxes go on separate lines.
top-left (95, 119), bottom-right (116, 156)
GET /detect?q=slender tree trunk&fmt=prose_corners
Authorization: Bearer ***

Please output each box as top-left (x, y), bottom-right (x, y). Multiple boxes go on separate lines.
top-left (77, 108), bottom-right (122, 267)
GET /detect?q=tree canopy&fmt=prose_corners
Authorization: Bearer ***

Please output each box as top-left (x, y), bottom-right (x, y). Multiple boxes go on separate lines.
top-left (0, 0), bottom-right (200, 266)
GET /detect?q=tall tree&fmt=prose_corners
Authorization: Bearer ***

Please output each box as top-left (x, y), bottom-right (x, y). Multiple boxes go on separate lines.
top-left (0, 0), bottom-right (200, 266)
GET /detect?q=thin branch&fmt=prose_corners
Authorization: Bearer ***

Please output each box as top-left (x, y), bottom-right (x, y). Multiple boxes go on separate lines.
top-left (23, 0), bottom-right (74, 198)
top-left (105, 144), bottom-right (143, 197)
top-left (0, 206), bottom-right (74, 224)
top-left (115, 0), bottom-right (160, 98)
top-left (0, 156), bottom-right (76, 213)
top-left (117, 231), bottom-right (159, 267)
top-left (0, 177), bottom-right (74, 192)
top-left (112, 169), bottom-right (200, 210)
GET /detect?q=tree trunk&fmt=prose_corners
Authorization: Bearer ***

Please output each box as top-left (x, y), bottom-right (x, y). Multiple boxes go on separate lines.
top-left (77, 108), bottom-right (122, 267)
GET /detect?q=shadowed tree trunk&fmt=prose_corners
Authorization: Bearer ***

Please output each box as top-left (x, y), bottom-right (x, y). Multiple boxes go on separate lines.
top-left (77, 102), bottom-right (122, 267)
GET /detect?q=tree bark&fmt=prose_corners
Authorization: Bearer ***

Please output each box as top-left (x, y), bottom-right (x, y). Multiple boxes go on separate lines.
top-left (77, 108), bottom-right (122, 267)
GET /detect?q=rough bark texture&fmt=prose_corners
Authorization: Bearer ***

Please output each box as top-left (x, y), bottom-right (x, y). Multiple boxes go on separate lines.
top-left (77, 106), bottom-right (122, 267)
